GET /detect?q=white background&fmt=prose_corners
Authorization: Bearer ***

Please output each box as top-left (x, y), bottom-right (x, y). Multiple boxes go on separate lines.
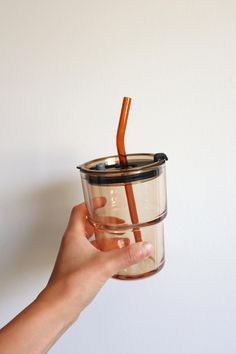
top-left (1, 1), bottom-right (236, 353)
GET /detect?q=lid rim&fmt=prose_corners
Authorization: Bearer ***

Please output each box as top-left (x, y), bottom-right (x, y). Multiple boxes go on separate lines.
top-left (77, 153), bottom-right (167, 176)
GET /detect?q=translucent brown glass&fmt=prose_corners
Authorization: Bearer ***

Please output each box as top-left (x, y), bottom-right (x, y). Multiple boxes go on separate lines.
top-left (79, 153), bottom-right (167, 280)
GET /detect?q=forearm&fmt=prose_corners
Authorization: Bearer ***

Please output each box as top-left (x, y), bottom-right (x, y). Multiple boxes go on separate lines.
top-left (0, 281), bottom-right (80, 354)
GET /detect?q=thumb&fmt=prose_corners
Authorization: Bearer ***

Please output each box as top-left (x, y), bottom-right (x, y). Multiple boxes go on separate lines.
top-left (102, 242), bottom-right (153, 278)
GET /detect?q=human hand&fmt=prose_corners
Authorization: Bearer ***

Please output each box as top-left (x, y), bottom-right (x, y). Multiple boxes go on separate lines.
top-left (0, 199), bottom-right (152, 354)
top-left (43, 198), bottom-right (152, 321)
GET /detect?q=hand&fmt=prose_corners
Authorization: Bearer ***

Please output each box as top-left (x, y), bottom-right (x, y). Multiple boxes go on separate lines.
top-left (0, 199), bottom-right (152, 354)
top-left (44, 198), bottom-right (152, 319)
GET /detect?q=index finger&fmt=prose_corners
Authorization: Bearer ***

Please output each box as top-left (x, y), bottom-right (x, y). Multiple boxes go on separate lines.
top-left (66, 197), bottom-right (107, 237)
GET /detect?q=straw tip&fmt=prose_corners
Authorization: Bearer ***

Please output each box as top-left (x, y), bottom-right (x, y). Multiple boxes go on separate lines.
top-left (123, 96), bottom-right (132, 101)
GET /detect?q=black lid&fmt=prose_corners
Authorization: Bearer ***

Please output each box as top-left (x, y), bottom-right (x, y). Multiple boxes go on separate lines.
top-left (77, 153), bottom-right (168, 185)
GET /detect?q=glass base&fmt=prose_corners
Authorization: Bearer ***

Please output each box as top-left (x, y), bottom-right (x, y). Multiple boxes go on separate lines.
top-left (112, 259), bottom-right (165, 280)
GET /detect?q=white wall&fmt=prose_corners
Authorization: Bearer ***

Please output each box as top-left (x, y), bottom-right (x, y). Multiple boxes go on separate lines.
top-left (1, 1), bottom-right (236, 353)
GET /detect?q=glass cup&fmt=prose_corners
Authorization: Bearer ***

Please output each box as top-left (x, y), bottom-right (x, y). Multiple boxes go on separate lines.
top-left (78, 153), bottom-right (168, 280)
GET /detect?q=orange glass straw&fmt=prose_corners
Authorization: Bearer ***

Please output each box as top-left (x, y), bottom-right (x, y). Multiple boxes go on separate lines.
top-left (116, 97), bottom-right (142, 243)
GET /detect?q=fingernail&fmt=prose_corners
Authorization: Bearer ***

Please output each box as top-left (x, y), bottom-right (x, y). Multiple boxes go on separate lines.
top-left (118, 239), bottom-right (125, 248)
top-left (142, 242), bottom-right (152, 257)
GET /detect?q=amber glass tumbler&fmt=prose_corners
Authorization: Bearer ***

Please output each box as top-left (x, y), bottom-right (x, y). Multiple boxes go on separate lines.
top-left (78, 153), bottom-right (168, 280)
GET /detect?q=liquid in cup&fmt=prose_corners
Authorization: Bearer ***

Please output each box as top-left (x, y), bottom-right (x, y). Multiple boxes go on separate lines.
top-left (78, 153), bottom-right (168, 280)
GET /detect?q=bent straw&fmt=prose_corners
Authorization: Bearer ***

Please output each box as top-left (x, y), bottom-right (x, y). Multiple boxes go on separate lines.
top-left (116, 97), bottom-right (142, 243)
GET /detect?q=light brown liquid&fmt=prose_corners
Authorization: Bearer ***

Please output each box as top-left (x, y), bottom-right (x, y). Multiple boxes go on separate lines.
top-left (116, 97), bottom-right (142, 243)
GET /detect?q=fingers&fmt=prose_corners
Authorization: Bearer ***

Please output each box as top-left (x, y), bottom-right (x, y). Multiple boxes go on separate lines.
top-left (66, 203), bottom-right (87, 236)
top-left (101, 242), bottom-right (153, 278)
top-left (85, 197), bottom-right (107, 238)
top-left (85, 219), bottom-right (95, 238)
top-left (91, 237), bottom-right (130, 251)
top-left (66, 198), bottom-right (127, 250)
top-left (87, 216), bottom-right (125, 242)
top-left (94, 216), bottom-right (125, 225)
top-left (88, 199), bottom-right (126, 239)
top-left (66, 197), bottom-right (106, 238)
top-left (92, 196), bottom-right (106, 209)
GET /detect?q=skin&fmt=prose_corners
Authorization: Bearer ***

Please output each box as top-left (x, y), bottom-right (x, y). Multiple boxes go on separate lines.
top-left (0, 199), bottom-right (152, 354)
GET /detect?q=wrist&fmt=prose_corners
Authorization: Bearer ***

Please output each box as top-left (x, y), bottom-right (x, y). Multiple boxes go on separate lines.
top-left (37, 278), bottom-right (81, 329)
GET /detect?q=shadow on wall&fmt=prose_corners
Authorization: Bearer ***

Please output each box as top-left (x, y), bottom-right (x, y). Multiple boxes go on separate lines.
top-left (0, 179), bottom-right (83, 299)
